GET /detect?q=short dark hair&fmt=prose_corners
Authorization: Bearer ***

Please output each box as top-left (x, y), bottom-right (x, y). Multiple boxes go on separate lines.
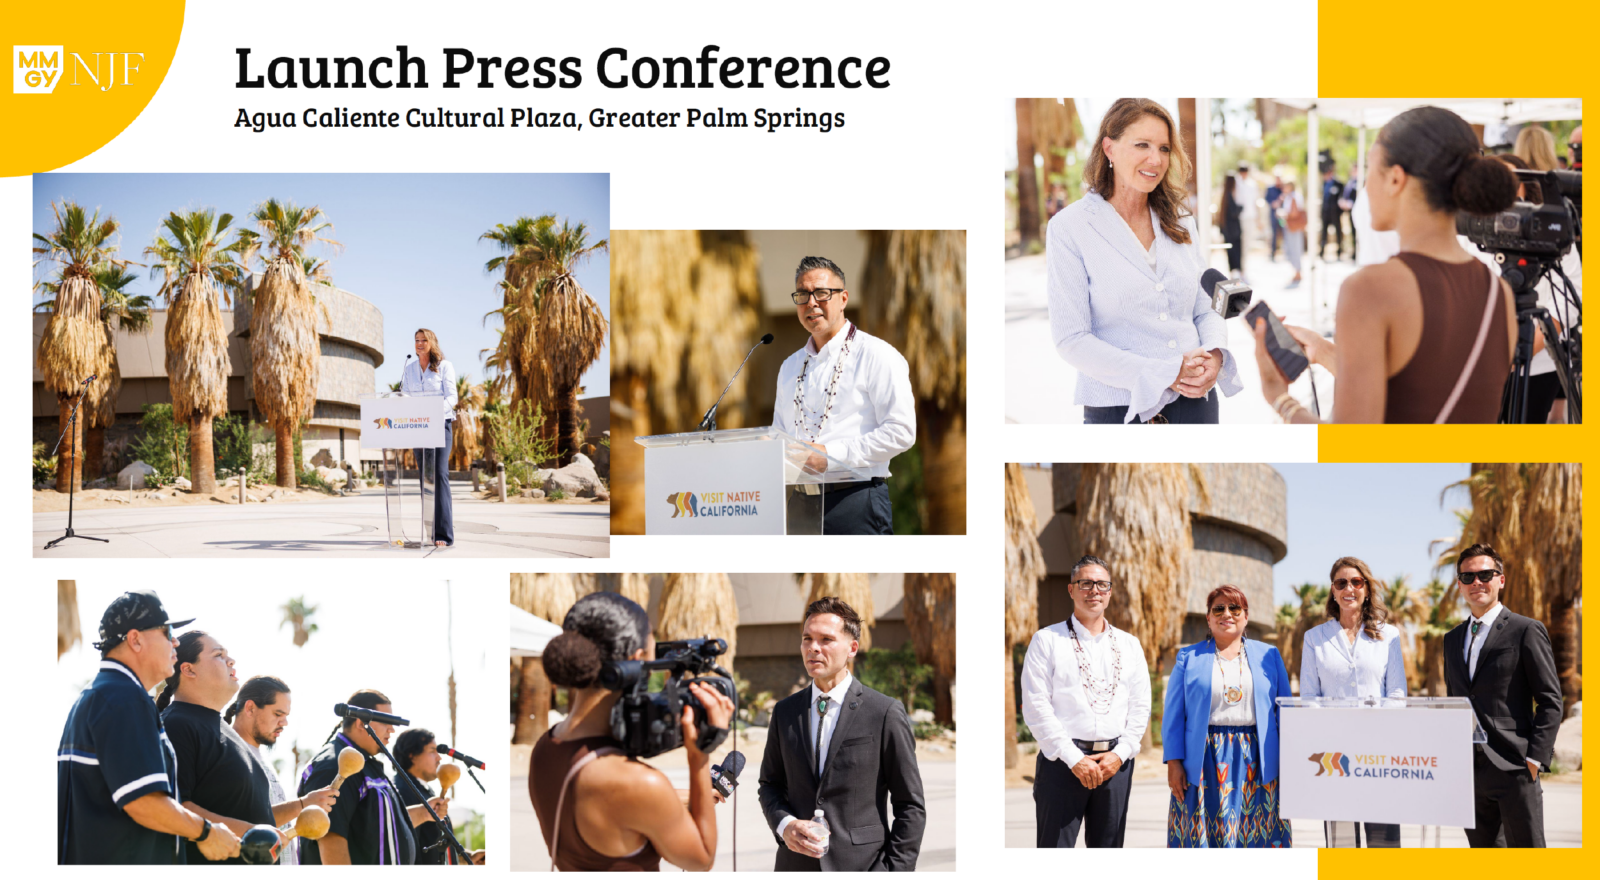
top-left (393, 727), bottom-right (436, 773)
top-left (1069, 554), bottom-right (1110, 582)
top-left (225, 675), bottom-right (291, 723)
top-left (1456, 543), bottom-right (1505, 575)
top-left (340, 688), bottom-right (392, 731)
top-left (794, 255), bottom-right (846, 288)
top-left (804, 596), bottom-right (862, 641)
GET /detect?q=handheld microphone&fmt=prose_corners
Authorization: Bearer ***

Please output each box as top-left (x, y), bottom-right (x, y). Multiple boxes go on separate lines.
top-left (710, 749), bottom-right (746, 799)
top-left (435, 743), bottom-right (486, 770)
top-left (1201, 268), bottom-right (1253, 319)
top-left (697, 333), bottom-right (774, 431)
top-left (334, 703), bottom-right (410, 726)
top-left (81, 374), bottom-right (98, 385)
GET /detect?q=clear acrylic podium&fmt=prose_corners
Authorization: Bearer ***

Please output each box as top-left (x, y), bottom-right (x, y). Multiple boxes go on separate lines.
top-left (635, 426), bottom-right (874, 534)
top-left (360, 391), bottom-right (448, 549)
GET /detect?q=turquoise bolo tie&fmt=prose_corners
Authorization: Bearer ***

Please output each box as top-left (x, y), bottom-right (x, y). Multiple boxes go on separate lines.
top-left (816, 696), bottom-right (831, 777)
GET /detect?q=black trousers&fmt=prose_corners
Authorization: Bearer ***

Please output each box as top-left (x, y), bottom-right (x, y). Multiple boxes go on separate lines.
top-left (1033, 752), bottom-right (1134, 848)
top-left (1084, 392), bottom-right (1219, 424)
top-left (785, 478), bottom-right (892, 535)
top-left (1466, 751), bottom-right (1546, 847)
top-left (1522, 371), bottom-right (1564, 423)
top-left (1320, 215), bottom-right (1343, 258)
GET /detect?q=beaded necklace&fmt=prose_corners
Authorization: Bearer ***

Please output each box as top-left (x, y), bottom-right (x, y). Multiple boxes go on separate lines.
top-left (793, 323), bottom-right (857, 443)
top-left (1214, 639), bottom-right (1249, 705)
top-left (1066, 616), bottom-right (1122, 714)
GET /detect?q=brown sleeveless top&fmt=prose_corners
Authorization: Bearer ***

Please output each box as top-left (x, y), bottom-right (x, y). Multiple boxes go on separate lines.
top-left (530, 730), bottom-right (660, 871)
top-left (1384, 253), bottom-right (1511, 424)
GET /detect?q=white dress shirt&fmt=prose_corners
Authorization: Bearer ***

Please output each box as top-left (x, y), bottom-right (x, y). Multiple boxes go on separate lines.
top-left (1235, 176), bottom-right (1260, 221)
top-left (401, 358), bottom-right (459, 421)
top-left (1464, 602), bottom-right (1506, 679)
top-left (774, 672), bottom-right (854, 839)
top-left (1300, 620), bottom-right (1407, 700)
top-left (1046, 192), bottom-right (1243, 422)
top-left (770, 321), bottom-right (915, 479)
top-left (1208, 650), bottom-right (1256, 726)
top-left (1019, 616), bottom-right (1151, 766)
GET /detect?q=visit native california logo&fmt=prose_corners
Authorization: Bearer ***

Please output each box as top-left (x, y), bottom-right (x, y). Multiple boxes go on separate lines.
top-left (14, 46), bottom-right (147, 94)
top-left (664, 489), bottom-right (763, 519)
top-left (1308, 750), bottom-right (1437, 780)
top-left (373, 416), bottom-right (432, 430)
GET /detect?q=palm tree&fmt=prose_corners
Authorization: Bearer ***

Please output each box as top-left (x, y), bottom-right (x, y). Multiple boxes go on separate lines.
top-left (237, 199), bottom-right (339, 488)
top-left (510, 574), bottom-right (597, 743)
top-left (1015, 99), bottom-right (1041, 252)
top-left (1441, 464), bottom-right (1582, 716)
top-left (609, 231), bottom-right (763, 534)
top-left (800, 573), bottom-right (875, 652)
top-left (451, 375), bottom-right (486, 471)
top-left (655, 573), bottom-right (739, 675)
top-left (902, 573), bottom-right (956, 724)
top-left (481, 216), bottom-right (556, 416)
top-left (33, 201), bottom-right (123, 492)
top-left (1004, 463), bottom-right (1045, 769)
top-left (144, 209), bottom-right (247, 494)
top-left (58, 579), bottom-right (81, 659)
top-left (1383, 574), bottom-right (1425, 691)
top-left (1274, 602), bottom-right (1298, 683)
top-left (279, 596), bottom-right (319, 647)
top-left (1416, 577), bottom-right (1462, 696)
top-left (528, 218), bottom-right (608, 466)
top-left (859, 230), bottom-right (966, 534)
top-left (1288, 582), bottom-right (1329, 676)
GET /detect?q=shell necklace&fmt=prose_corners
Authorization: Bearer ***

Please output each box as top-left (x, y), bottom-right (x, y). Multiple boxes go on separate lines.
top-left (1067, 616), bottom-right (1122, 714)
top-left (1215, 640), bottom-right (1248, 705)
top-left (793, 323), bottom-right (857, 443)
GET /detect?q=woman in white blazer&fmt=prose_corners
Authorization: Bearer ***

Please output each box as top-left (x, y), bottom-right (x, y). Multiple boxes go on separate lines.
top-left (401, 328), bottom-right (459, 547)
top-left (1047, 98), bottom-right (1242, 423)
top-left (1299, 556), bottom-right (1407, 847)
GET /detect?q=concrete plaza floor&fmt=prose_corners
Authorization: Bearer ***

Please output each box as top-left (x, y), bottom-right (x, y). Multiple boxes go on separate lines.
top-left (511, 748), bottom-right (956, 871)
top-left (1004, 773), bottom-right (1582, 848)
top-left (1006, 238), bottom-right (1349, 424)
top-left (34, 483), bottom-right (610, 558)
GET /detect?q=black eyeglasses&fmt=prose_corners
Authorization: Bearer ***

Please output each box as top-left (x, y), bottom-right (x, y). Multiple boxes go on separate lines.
top-left (1072, 580), bottom-right (1113, 594)
top-left (1332, 577), bottom-right (1367, 591)
top-left (1458, 569), bottom-right (1502, 585)
top-left (792, 288), bottom-right (844, 304)
top-left (1210, 604), bottom-right (1244, 618)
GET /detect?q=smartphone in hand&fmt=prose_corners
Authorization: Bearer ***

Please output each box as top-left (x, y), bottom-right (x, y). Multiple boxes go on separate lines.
top-left (1244, 302), bottom-right (1310, 383)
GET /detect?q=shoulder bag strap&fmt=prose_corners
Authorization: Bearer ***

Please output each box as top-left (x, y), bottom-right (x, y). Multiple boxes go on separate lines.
top-left (550, 746), bottom-right (621, 871)
top-left (1435, 266), bottom-right (1502, 424)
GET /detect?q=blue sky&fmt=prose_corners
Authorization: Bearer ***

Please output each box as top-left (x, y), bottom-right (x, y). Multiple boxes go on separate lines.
top-left (1273, 463), bottom-right (1472, 607)
top-left (33, 172), bottom-right (610, 398)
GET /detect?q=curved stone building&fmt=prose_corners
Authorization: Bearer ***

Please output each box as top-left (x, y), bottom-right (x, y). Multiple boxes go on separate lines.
top-left (1025, 464), bottom-right (1288, 650)
top-left (31, 280), bottom-right (383, 474)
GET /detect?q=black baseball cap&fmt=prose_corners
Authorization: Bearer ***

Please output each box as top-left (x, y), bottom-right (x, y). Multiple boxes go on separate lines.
top-left (93, 589), bottom-right (196, 652)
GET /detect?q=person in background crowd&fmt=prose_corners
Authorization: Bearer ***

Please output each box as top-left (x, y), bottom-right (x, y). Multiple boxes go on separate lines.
top-left (1320, 165), bottom-right (1346, 261)
top-left (1265, 175), bottom-right (1284, 260)
top-left (1218, 175), bottom-right (1244, 277)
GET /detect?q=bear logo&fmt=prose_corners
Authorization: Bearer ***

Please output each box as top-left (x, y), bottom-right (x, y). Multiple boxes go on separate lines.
top-left (1309, 752), bottom-right (1349, 777)
top-left (666, 492), bottom-right (698, 518)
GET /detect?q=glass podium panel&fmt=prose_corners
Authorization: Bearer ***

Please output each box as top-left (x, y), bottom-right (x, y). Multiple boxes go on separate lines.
top-left (1275, 696), bottom-right (1486, 743)
top-left (364, 391), bottom-right (446, 549)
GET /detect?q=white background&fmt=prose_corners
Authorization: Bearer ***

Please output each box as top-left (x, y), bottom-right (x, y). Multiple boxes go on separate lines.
top-left (12, 0), bottom-right (1321, 873)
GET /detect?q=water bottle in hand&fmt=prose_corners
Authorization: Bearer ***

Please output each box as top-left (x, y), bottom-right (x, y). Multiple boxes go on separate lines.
top-left (812, 809), bottom-right (830, 856)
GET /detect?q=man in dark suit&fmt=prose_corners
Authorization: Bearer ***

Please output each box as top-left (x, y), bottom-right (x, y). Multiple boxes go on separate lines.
top-left (1443, 543), bottom-right (1563, 847)
top-left (758, 596), bottom-right (925, 871)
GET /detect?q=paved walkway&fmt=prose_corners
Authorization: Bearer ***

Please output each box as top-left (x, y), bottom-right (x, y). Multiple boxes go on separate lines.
top-left (1006, 239), bottom-right (1350, 424)
top-left (512, 758), bottom-right (955, 871)
top-left (34, 484), bottom-right (610, 558)
top-left (1004, 775), bottom-right (1582, 847)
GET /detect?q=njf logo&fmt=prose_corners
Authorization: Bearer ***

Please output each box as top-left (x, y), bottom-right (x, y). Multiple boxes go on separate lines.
top-left (14, 45), bottom-right (145, 94)
top-left (15, 46), bottom-right (63, 94)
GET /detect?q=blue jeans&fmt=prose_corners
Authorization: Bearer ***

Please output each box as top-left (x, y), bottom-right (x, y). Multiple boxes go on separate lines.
top-left (415, 419), bottom-right (454, 545)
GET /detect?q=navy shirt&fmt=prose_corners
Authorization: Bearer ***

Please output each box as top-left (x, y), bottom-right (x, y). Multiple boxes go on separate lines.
top-left (162, 701), bottom-right (275, 865)
top-left (296, 734), bottom-right (416, 865)
top-left (397, 771), bottom-right (460, 864)
top-left (58, 660), bottom-right (184, 864)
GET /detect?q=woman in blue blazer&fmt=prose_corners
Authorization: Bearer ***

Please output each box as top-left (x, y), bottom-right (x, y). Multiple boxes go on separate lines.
top-left (1046, 97), bottom-right (1242, 424)
top-left (1163, 585), bottom-right (1293, 847)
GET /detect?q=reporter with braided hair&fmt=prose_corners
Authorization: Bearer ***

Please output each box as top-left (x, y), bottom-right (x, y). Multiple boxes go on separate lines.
top-left (528, 592), bottom-right (734, 871)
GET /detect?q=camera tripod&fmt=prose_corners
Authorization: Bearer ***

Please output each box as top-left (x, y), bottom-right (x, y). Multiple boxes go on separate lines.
top-left (1498, 258), bottom-right (1582, 424)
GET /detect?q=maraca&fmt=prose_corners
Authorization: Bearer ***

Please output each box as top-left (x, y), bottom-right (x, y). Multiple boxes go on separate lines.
top-left (238, 806), bottom-right (330, 865)
top-left (437, 763), bottom-right (461, 796)
top-left (331, 746), bottom-right (364, 791)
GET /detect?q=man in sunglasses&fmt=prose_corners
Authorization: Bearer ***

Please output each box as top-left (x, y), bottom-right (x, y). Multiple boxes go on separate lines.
top-left (58, 590), bottom-right (242, 864)
top-left (1443, 543), bottom-right (1562, 847)
top-left (1019, 555), bottom-right (1151, 847)
top-left (772, 255), bottom-right (915, 535)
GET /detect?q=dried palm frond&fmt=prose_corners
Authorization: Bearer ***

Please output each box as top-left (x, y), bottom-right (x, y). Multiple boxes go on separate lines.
top-left (594, 573), bottom-right (652, 607)
top-left (249, 257), bottom-right (320, 426)
top-left (509, 573), bottom-right (597, 623)
top-left (1004, 464), bottom-right (1045, 645)
top-left (58, 580), bottom-right (81, 659)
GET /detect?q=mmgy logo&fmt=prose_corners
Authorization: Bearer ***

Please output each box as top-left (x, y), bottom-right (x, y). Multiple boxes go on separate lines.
top-left (13, 45), bottom-right (145, 94)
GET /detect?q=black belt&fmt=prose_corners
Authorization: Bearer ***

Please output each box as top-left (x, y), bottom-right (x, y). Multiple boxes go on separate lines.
top-left (797, 477), bottom-right (886, 495)
top-left (1072, 737), bottom-right (1119, 754)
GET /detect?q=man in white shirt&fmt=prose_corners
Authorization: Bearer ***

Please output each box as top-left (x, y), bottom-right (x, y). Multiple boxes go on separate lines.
top-left (1234, 164), bottom-right (1261, 275)
top-left (1443, 543), bottom-right (1562, 847)
top-left (757, 597), bottom-right (925, 870)
top-left (772, 256), bottom-right (916, 535)
top-left (1020, 555), bottom-right (1151, 848)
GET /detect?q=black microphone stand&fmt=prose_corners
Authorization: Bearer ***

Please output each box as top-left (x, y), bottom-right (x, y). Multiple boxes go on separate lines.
top-left (698, 335), bottom-right (770, 431)
top-left (45, 384), bottom-right (109, 550)
top-left (465, 766), bottom-right (487, 794)
top-left (360, 720), bottom-right (473, 864)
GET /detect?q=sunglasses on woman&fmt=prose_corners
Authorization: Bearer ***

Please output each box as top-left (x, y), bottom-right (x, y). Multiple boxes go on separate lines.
top-left (1210, 604), bottom-right (1243, 618)
top-left (1458, 569), bottom-right (1502, 585)
top-left (1332, 577), bottom-right (1366, 591)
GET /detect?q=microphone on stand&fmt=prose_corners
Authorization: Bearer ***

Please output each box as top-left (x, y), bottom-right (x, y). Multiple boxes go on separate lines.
top-left (81, 374), bottom-right (98, 385)
top-left (435, 743), bottom-right (486, 770)
top-left (1201, 268), bottom-right (1253, 319)
top-left (698, 333), bottom-right (774, 431)
top-left (334, 702), bottom-right (410, 726)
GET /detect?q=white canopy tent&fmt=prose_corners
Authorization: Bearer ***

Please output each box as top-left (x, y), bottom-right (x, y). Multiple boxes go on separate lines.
top-left (510, 605), bottom-right (563, 658)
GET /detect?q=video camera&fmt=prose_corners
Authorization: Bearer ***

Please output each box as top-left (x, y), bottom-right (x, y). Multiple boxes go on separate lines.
top-left (600, 636), bottom-right (737, 758)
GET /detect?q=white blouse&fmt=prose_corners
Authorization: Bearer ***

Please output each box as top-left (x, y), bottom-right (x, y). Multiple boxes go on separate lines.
top-left (1299, 620), bottom-right (1407, 700)
top-left (401, 358), bottom-right (459, 421)
top-left (1207, 650), bottom-right (1255, 726)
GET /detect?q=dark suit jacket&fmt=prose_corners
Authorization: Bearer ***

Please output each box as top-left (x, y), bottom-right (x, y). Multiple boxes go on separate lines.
top-left (1443, 608), bottom-right (1563, 772)
top-left (757, 678), bottom-right (925, 871)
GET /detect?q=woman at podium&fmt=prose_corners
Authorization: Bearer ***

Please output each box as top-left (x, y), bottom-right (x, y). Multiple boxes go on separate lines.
top-left (402, 328), bottom-right (458, 547)
top-left (1299, 556), bottom-right (1407, 847)
top-left (1163, 586), bottom-right (1293, 847)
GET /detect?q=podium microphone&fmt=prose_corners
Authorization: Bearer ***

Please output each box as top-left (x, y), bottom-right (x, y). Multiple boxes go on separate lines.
top-left (697, 333), bottom-right (774, 431)
top-left (81, 374), bottom-right (98, 385)
top-left (435, 743), bottom-right (485, 770)
top-left (1201, 268), bottom-right (1253, 319)
top-left (334, 703), bottom-right (410, 726)
top-left (709, 749), bottom-right (746, 799)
